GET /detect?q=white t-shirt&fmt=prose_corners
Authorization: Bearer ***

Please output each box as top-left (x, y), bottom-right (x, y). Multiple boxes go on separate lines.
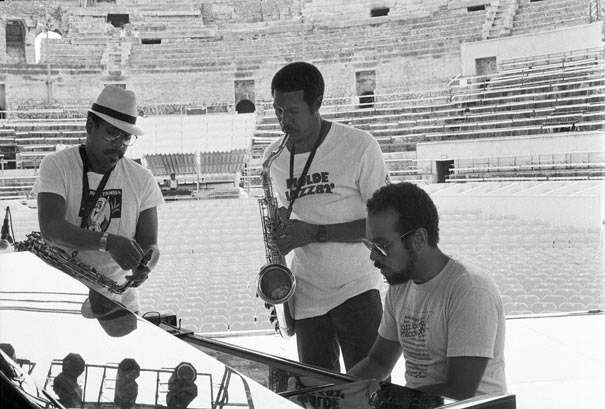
top-left (379, 258), bottom-right (507, 395)
top-left (33, 145), bottom-right (164, 311)
top-left (264, 121), bottom-right (390, 319)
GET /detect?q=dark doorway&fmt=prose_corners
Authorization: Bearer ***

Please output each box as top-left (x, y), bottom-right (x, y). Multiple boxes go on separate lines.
top-left (234, 80), bottom-right (255, 113)
top-left (6, 20), bottom-right (26, 63)
top-left (371, 8), bottom-right (390, 17)
top-left (356, 70), bottom-right (376, 109)
top-left (0, 84), bottom-right (5, 119)
top-left (436, 160), bottom-right (454, 183)
top-left (359, 91), bottom-right (375, 109)
top-left (107, 14), bottom-right (129, 28)
top-left (236, 99), bottom-right (255, 113)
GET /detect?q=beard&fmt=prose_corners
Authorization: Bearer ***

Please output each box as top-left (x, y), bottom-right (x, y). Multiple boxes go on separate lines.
top-left (104, 148), bottom-right (124, 162)
top-left (380, 248), bottom-right (418, 286)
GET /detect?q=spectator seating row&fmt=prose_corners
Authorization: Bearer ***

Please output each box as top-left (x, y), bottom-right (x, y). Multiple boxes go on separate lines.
top-left (447, 149), bottom-right (605, 181)
top-left (252, 47), bottom-right (604, 158)
top-left (512, 0), bottom-right (589, 36)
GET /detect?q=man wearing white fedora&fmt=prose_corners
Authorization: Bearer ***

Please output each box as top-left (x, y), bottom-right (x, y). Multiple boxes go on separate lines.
top-left (33, 85), bottom-right (163, 312)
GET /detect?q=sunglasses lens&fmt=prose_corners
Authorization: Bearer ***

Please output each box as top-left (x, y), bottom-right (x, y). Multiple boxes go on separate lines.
top-left (362, 239), bottom-right (386, 257)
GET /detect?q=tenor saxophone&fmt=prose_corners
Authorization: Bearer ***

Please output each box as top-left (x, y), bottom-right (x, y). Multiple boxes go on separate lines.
top-left (257, 133), bottom-right (296, 338)
top-left (14, 231), bottom-right (137, 294)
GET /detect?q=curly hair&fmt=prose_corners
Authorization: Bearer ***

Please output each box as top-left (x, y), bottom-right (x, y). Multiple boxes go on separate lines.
top-left (367, 182), bottom-right (440, 247)
top-left (271, 61), bottom-right (325, 110)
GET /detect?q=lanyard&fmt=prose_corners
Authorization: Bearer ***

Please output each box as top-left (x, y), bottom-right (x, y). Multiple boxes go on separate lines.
top-left (79, 145), bottom-right (114, 228)
top-left (287, 120), bottom-right (327, 218)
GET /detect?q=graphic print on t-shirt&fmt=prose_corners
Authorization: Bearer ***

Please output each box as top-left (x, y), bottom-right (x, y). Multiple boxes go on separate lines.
top-left (285, 171), bottom-right (335, 201)
top-left (400, 312), bottom-right (430, 380)
top-left (81, 189), bottom-right (122, 232)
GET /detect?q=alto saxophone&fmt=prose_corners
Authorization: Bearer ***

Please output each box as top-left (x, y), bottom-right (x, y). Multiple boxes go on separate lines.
top-left (14, 231), bottom-right (139, 294)
top-left (257, 133), bottom-right (296, 338)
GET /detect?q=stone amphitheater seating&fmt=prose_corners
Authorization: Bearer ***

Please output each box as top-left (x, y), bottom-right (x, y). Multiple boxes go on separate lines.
top-left (512, 0), bottom-right (589, 36)
top-left (6, 119), bottom-right (87, 169)
top-left (127, 9), bottom-right (484, 72)
top-left (250, 47), bottom-right (604, 170)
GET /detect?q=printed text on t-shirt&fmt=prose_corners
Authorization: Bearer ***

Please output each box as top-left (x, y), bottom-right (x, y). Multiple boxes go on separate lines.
top-left (285, 171), bottom-right (335, 201)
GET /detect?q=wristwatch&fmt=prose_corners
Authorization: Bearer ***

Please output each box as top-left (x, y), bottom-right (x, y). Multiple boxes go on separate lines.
top-left (98, 232), bottom-right (109, 252)
top-left (317, 225), bottom-right (328, 243)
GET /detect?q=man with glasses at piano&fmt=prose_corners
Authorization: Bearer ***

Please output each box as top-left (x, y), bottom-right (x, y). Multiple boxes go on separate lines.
top-left (349, 182), bottom-right (507, 400)
top-left (33, 85), bottom-right (163, 313)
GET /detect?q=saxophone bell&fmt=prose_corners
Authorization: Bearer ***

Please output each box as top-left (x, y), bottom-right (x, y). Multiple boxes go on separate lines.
top-left (257, 263), bottom-right (296, 304)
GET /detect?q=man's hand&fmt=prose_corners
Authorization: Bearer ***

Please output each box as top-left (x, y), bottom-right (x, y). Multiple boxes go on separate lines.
top-left (273, 219), bottom-right (317, 255)
top-left (106, 234), bottom-right (145, 271)
top-left (124, 268), bottom-right (149, 288)
top-left (124, 249), bottom-right (153, 287)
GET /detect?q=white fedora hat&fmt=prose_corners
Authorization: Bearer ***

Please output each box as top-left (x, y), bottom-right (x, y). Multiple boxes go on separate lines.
top-left (81, 290), bottom-right (137, 337)
top-left (89, 85), bottom-right (144, 136)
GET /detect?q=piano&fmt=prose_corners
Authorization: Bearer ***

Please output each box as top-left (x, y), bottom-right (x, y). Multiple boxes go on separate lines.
top-left (0, 248), bottom-right (516, 409)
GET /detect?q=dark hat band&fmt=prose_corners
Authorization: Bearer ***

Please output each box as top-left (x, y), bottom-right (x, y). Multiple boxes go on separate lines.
top-left (91, 103), bottom-right (137, 124)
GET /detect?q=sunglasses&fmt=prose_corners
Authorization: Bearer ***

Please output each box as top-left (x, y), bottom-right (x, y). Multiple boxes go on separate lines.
top-left (98, 120), bottom-right (137, 146)
top-left (362, 228), bottom-right (417, 257)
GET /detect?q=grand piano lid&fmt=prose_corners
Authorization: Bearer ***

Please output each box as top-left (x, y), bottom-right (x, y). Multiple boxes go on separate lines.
top-left (0, 251), bottom-right (301, 408)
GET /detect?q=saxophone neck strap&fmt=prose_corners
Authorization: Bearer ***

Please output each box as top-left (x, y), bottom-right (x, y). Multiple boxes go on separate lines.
top-left (286, 120), bottom-right (327, 218)
top-left (78, 145), bottom-right (114, 228)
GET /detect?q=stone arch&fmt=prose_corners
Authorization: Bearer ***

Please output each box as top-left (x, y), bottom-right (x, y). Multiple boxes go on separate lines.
top-left (34, 30), bottom-right (63, 63)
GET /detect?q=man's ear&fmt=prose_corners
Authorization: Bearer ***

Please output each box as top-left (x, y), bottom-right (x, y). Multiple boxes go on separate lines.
top-left (312, 96), bottom-right (323, 112)
top-left (413, 228), bottom-right (429, 251)
top-left (85, 118), bottom-right (94, 134)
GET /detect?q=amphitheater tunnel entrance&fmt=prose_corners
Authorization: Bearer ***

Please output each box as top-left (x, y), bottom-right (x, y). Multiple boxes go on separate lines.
top-left (356, 70), bottom-right (376, 109)
top-left (107, 14), bottom-right (129, 28)
top-left (235, 80), bottom-right (256, 113)
top-left (6, 20), bottom-right (26, 63)
top-left (236, 99), bottom-right (255, 113)
top-left (436, 159), bottom-right (455, 183)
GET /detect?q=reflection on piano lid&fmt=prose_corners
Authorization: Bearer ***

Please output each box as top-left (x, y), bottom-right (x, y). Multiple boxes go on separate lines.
top-left (0, 252), bottom-right (300, 409)
top-left (1, 252), bottom-right (516, 409)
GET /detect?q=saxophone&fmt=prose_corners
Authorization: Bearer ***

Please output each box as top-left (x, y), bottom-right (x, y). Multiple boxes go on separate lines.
top-left (257, 133), bottom-right (296, 338)
top-left (13, 231), bottom-right (143, 294)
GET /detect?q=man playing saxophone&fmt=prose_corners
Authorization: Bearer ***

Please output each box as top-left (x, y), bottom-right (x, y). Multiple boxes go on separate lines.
top-left (264, 62), bottom-right (390, 372)
top-left (32, 85), bottom-right (163, 313)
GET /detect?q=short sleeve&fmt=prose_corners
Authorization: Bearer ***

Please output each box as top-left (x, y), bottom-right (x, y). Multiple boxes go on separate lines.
top-left (34, 154), bottom-right (68, 199)
top-left (358, 137), bottom-right (390, 202)
top-left (378, 289), bottom-right (400, 342)
top-left (447, 286), bottom-right (501, 358)
top-left (140, 170), bottom-right (164, 211)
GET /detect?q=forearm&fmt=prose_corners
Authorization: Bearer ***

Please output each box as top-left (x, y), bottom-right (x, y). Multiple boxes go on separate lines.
top-left (320, 219), bottom-right (366, 243)
top-left (416, 382), bottom-right (472, 401)
top-left (40, 217), bottom-right (105, 251)
top-left (347, 357), bottom-right (392, 381)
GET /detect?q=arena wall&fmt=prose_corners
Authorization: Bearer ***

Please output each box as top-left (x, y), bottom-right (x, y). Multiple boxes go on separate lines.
top-left (416, 131), bottom-right (604, 163)
top-left (430, 184), bottom-right (602, 230)
top-left (460, 23), bottom-right (603, 75)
